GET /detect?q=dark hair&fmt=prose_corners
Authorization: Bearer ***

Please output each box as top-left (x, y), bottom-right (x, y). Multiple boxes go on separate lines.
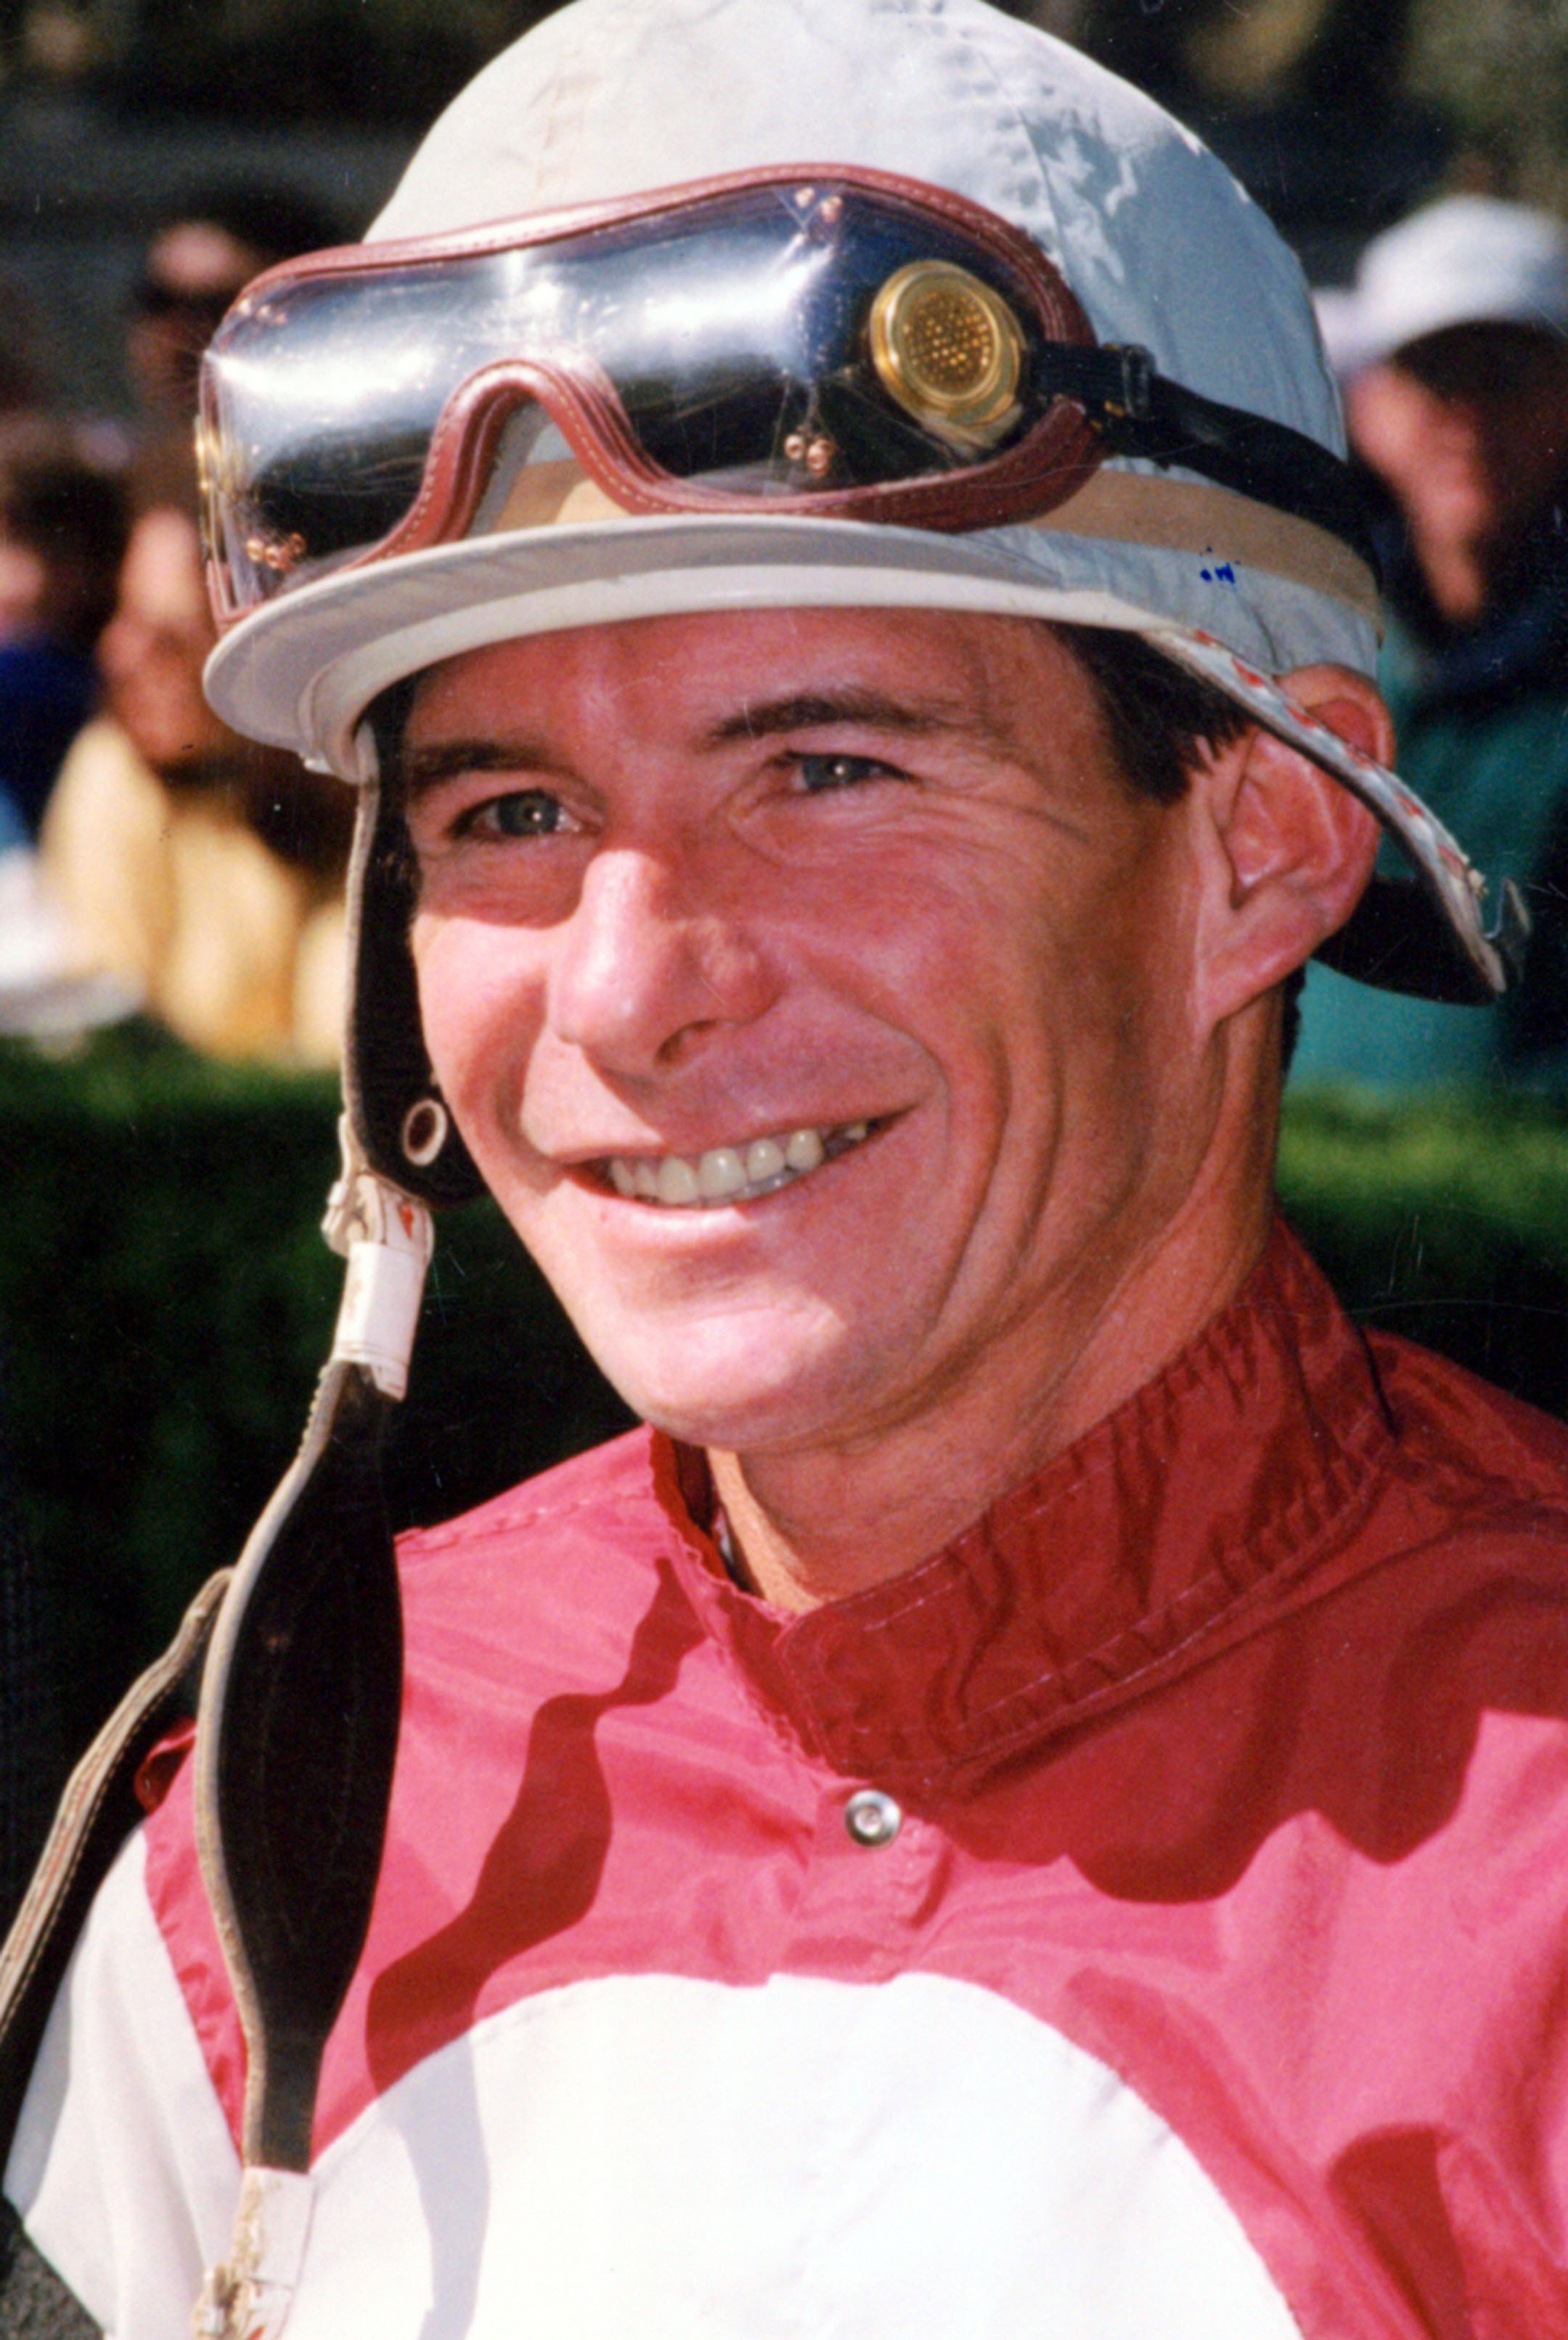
top-left (1050, 622), bottom-right (1250, 804)
top-left (1053, 621), bottom-right (1308, 1064)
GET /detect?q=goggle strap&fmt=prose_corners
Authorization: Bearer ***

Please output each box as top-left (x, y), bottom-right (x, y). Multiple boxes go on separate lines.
top-left (1040, 348), bottom-right (1379, 582)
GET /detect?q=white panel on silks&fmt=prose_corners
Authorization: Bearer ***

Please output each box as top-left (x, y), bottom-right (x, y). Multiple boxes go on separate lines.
top-left (6, 1834), bottom-right (242, 2339)
top-left (301, 1968), bottom-right (1302, 2339)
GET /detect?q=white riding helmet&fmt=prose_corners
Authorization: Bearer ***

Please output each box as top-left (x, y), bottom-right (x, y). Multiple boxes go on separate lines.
top-left (198, 0), bottom-right (1525, 1220)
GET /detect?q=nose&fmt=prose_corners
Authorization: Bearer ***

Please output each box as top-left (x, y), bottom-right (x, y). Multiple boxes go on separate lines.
top-left (547, 844), bottom-right (778, 1077)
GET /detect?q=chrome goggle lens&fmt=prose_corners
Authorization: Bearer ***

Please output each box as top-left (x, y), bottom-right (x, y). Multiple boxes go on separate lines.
top-left (198, 172), bottom-right (1092, 620)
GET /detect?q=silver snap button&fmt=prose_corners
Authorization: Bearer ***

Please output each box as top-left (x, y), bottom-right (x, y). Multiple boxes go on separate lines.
top-left (844, 1789), bottom-right (902, 1848)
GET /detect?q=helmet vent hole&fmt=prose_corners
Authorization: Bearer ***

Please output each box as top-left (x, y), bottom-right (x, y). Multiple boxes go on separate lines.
top-left (401, 1098), bottom-right (449, 1167)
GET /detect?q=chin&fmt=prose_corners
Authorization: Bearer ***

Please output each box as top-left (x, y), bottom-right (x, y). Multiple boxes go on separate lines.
top-left (583, 1310), bottom-right (873, 1457)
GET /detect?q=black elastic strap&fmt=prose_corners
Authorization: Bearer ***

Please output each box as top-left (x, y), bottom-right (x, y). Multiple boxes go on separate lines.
top-left (1042, 343), bottom-right (1381, 582)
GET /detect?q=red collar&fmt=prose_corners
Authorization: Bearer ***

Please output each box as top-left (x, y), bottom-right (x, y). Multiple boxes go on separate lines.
top-left (651, 1221), bottom-right (1396, 1793)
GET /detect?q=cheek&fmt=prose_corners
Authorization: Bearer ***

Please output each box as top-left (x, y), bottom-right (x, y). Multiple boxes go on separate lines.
top-left (1051, 841), bottom-right (1201, 1098)
top-left (411, 912), bottom-right (539, 1125)
top-left (881, 818), bottom-right (1180, 1035)
top-left (1346, 376), bottom-right (1431, 493)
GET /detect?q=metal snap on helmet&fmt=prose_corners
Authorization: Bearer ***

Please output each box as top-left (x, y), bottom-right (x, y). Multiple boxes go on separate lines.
top-left (166, 7), bottom-right (1530, 2321)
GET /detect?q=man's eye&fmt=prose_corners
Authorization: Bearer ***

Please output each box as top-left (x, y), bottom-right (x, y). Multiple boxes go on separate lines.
top-left (793, 753), bottom-right (897, 794)
top-left (461, 789), bottom-right (571, 839)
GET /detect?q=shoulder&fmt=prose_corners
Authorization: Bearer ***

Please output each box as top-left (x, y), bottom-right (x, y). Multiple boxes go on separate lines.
top-left (397, 1423), bottom-right (669, 1594)
top-left (41, 718), bottom-right (161, 830)
top-left (1211, 1234), bottom-right (1568, 1730)
top-left (390, 1423), bottom-right (695, 1708)
top-left (126, 1427), bottom-right (697, 2159)
top-left (1280, 1324), bottom-right (1568, 1749)
top-left (38, 720), bottom-right (169, 933)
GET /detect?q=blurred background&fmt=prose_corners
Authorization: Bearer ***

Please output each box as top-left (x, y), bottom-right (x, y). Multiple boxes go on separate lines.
top-left (0, 0), bottom-right (1554, 417)
top-left (4, 0), bottom-right (1568, 1919)
top-left (0, 0), bottom-right (1561, 420)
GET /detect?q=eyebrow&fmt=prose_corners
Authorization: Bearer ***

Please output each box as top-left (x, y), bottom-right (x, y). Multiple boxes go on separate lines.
top-left (399, 685), bottom-right (1008, 803)
top-left (703, 688), bottom-right (995, 747)
top-left (399, 736), bottom-right (558, 805)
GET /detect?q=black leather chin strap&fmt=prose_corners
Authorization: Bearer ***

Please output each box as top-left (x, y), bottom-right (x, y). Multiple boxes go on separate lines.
top-left (189, 750), bottom-right (437, 2331)
top-left (191, 1112), bottom-right (432, 2337)
top-left (193, 1358), bottom-right (403, 2176)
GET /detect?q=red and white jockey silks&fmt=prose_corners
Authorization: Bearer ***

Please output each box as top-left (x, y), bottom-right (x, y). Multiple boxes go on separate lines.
top-left (10, 1222), bottom-right (1568, 2337)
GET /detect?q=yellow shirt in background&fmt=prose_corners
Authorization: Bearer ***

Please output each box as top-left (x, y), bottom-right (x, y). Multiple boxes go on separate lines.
top-left (41, 717), bottom-right (345, 1068)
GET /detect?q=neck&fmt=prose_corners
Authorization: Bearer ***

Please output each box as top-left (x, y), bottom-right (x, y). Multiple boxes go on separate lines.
top-left (709, 1065), bottom-right (1278, 1614)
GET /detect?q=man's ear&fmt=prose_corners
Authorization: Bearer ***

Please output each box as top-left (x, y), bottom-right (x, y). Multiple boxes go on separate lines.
top-left (1190, 664), bottom-right (1388, 1030)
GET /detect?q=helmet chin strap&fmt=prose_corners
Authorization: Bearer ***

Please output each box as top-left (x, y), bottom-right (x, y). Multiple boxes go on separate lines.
top-left (193, 1120), bottom-right (433, 2339)
top-left (191, 712), bottom-right (461, 2333)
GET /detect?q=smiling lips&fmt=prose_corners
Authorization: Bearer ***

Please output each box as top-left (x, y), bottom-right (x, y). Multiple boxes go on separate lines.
top-left (603, 1119), bottom-right (875, 1207)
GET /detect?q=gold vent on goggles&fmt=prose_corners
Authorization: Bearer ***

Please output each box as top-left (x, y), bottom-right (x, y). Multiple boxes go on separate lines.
top-left (869, 259), bottom-right (1024, 439)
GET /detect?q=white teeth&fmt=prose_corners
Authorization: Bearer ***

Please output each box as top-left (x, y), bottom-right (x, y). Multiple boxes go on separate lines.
top-left (697, 1147), bottom-right (746, 1199)
top-left (656, 1156), bottom-right (700, 1205)
top-left (745, 1136), bottom-right (785, 1185)
top-left (605, 1118), bottom-right (875, 1208)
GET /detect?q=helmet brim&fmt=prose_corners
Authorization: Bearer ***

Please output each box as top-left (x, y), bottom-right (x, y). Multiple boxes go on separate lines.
top-left (205, 509), bottom-right (1520, 1006)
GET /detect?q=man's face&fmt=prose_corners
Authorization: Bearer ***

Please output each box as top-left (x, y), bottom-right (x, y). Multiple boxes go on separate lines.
top-left (405, 608), bottom-right (1214, 1459)
top-left (1347, 322), bottom-right (1568, 571)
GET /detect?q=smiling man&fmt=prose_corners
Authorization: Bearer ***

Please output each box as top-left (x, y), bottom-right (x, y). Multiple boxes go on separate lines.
top-left (399, 608), bottom-right (1365, 1609)
top-left (4, 3), bottom-right (1568, 2337)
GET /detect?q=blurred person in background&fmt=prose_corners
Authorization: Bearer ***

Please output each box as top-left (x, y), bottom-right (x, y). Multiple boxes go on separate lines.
top-left (1295, 195), bottom-right (1568, 1089)
top-left (0, 279), bottom-right (53, 424)
top-left (0, 417), bottom-right (126, 842)
top-left (124, 182), bottom-right (348, 450)
top-left (38, 460), bottom-right (351, 1066)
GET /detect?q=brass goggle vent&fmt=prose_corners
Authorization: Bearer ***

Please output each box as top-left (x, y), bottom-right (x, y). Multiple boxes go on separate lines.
top-left (868, 260), bottom-right (1025, 441)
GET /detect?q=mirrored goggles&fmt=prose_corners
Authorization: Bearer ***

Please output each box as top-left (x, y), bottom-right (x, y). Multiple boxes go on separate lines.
top-left (200, 165), bottom-right (1376, 624)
